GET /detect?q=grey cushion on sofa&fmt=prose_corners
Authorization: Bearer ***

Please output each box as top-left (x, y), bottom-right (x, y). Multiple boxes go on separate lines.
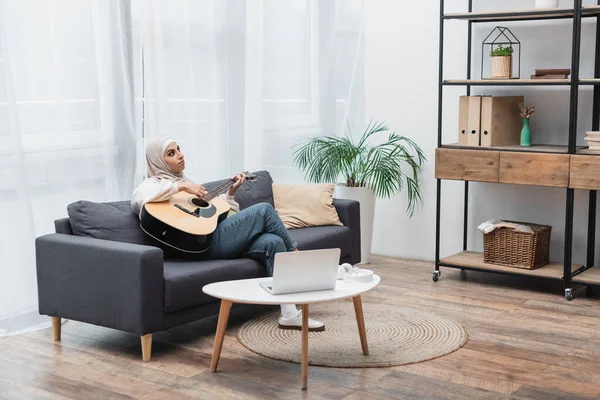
top-left (163, 258), bottom-right (266, 313)
top-left (233, 170), bottom-right (274, 209)
top-left (67, 200), bottom-right (157, 246)
top-left (289, 226), bottom-right (352, 258)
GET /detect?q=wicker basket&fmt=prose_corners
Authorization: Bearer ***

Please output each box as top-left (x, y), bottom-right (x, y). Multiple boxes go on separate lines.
top-left (483, 221), bottom-right (552, 269)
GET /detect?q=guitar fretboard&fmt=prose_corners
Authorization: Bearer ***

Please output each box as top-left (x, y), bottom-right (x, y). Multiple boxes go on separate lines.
top-left (205, 179), bottom-right (235, 200)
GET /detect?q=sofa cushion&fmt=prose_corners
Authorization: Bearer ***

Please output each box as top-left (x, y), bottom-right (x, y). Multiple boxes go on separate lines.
top-left (289, 225), bottom-right (352, 259)
top-left (202, 170), bottom-right (274, 210)
top-left (163, 258), bottom-right (266, 313)
top-left (67, 200), bottom-right (157, 246)
top-left (272, 183), bottom-right (343, 229)
top-left (234, 170), bottom-right (274, 210)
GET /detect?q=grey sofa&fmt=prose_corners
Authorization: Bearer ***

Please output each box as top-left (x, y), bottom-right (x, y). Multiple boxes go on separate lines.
top-left (35, 170), bottom-right (360, 361)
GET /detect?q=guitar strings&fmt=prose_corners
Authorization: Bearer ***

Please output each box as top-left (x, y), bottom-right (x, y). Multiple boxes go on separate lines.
top-left (204, 172), bottom-right (252, 200)
top-left (205, 179), bottom-right (235, 200)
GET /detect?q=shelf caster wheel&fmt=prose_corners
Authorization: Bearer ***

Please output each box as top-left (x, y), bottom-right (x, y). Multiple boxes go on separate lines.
top-left (565, 288), bottom-right (573, 301)
top-left (433, 271), bottom-right (440, 282)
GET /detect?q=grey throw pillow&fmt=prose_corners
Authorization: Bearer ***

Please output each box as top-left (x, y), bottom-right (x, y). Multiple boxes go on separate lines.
top-left (67, 200), bottom-right (157, 246)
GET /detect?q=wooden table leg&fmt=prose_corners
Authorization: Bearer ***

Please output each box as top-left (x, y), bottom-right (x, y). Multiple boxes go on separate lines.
top-left (353, 295), bottom-right (369, 356)
top-left (301, 304), bottom-right (309, 390)
top-left (210, 300), bottom-right (232, 373)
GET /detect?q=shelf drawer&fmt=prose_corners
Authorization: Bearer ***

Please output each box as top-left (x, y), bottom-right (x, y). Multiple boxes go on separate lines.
top-left (499, 152), bottom-right (570, 187)
top-left (570, 155), bottom-right (600, 190)
top-left (435, 148), bottom-right (499, 182)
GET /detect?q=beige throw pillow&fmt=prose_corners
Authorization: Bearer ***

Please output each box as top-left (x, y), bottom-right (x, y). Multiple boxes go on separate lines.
top-left (272, 183), bottom-right (343, 229)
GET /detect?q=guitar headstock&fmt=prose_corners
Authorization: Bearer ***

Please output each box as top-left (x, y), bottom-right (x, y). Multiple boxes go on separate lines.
top-left (240, 171), bottom-right (258, 182)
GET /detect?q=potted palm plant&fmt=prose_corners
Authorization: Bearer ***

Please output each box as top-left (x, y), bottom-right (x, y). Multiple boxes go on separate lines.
top-left (293, 121), bottom-right (425, 264)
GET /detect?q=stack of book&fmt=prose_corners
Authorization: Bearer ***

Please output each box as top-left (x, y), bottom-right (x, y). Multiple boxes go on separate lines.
top-left (530, 68), bottom-right (570, 79)
top-left (585, 131), bottom-right (600, 152)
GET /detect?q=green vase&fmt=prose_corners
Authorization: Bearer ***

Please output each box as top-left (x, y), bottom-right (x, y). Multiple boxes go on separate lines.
top-left (520, 118), bottom-right (531, 147)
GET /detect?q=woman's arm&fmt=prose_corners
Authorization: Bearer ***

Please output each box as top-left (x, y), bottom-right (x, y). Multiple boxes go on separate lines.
top-left (218, 173), bottom-right (244, 212)
top-left (131, 178), bottom-right (179, 217)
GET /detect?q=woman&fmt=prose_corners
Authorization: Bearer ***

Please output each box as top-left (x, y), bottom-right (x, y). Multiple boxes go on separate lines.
top-left (131, 136), bottom-right (324, 331)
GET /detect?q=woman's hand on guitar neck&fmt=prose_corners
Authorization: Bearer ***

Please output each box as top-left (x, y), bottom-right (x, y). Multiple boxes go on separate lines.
top-left (228, 173), bottom-right (246, 196)
top-left (178, 182), bottom-right (207, 199)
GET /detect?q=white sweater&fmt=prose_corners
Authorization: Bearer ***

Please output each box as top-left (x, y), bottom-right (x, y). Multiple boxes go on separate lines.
top-left (131, 178), bottom-right (240, 217)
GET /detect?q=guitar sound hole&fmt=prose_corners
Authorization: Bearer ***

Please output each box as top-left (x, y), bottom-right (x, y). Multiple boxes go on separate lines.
top-left (191, 198), bottom-right (210, 208)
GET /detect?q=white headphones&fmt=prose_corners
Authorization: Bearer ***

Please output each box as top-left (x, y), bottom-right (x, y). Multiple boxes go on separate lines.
top-left (337, 263), bottom-right (373, 283)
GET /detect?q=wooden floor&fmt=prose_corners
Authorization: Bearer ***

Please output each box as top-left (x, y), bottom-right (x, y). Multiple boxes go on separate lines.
top-left (2, 256), bottom-right (600, 399)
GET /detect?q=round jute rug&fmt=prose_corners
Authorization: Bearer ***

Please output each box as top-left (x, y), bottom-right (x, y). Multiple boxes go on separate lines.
top-left (237, 300), bottom-right (468, 368)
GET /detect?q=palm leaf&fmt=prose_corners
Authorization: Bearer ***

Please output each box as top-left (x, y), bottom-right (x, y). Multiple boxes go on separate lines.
top-left (292, 121), bottom-right (426, 217)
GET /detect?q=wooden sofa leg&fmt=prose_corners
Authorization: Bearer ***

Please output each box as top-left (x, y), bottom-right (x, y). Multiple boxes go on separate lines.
top-left (141, 334), bottom-right (152, 362)
top-left (52, 317), bottom-right (61, 341)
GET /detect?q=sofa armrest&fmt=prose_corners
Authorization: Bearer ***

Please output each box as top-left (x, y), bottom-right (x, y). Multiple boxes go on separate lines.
top-left (333, 199), bottom-right (361, 265)
top-left (35, 234), bottom-right (164, 335)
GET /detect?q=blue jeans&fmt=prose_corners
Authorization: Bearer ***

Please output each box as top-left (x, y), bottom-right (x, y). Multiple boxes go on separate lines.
top-left (205, 203), bottom-right (298, 276)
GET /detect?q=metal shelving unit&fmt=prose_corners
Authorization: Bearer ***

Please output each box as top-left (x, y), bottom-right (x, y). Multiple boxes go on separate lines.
top-left (434, 0), bottom-right (600, 301)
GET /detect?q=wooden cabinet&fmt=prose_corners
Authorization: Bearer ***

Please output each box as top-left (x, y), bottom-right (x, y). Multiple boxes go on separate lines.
top-left (499, 152), bottom-right (570, 188)
top-left (435, 148), bottom-right (600, 189)
top-left (435, 148), bottom-right (499, 183)
top-left (435, 148), bottom-right (572, 187)
top-left (569, 155), bottom-right (600, 190)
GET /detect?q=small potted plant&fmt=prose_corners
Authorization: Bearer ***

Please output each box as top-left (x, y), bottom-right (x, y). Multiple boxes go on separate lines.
top-left (519, 102), bottom-right (535, 147)
top-left (490, 44), bottom-right (513, 79)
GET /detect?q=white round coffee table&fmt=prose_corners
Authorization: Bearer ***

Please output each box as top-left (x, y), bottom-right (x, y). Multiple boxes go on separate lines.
top-left (202, 275), bottom-right (381, 390)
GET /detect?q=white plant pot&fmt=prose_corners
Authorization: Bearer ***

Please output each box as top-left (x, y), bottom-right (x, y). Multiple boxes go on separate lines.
top-left (334, 185), bottom-right (376, 265)
top-left (535, 0), bottom-right (559, 8)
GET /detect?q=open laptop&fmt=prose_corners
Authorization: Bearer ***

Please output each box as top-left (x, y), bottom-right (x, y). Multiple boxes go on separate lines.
top-left (259, 248), bottom-right (341, 295)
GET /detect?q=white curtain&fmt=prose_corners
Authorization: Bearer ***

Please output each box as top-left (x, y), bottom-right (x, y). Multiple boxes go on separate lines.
top-left (134, 0), bottom-right (364, 184)
top-left (131, 0), bottom-right (230, 184)
top-left (0, 0), bottom-right (363, 336)
top-left (0, 0), bottom-right (135, 336)
top-left (247, 0), bottom-right (365, 183)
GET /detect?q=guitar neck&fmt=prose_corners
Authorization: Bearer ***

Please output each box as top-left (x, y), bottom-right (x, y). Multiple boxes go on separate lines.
top-left (205, 180), bottom-right (235, 200)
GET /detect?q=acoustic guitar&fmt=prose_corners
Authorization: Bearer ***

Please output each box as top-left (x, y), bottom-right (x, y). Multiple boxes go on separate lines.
top-left (140, 172), bottom-right (257, 253)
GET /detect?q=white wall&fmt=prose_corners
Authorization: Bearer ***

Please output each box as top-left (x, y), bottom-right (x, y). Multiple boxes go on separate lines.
top-left (365, 0), bottom-right (599, 266)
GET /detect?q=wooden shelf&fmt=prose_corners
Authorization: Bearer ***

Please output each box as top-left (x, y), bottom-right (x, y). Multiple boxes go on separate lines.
top-left (579, 79), bottom-right (600, 85)
top-left (440, 251), bottom-right (576, 280)
top-left (573, 267), bottom-right (600, 285)
top-left (583, 6), bottom-right (600, 17)
top-left (442, 143), bottom-right (582, 154)
top-left (443, 6), bottom-right (600, 22)
top-left (444, 79), bottom-right (600, 86)
top-left (443, 79), bottom-right (571, 86)
top-left (576, 148), bottom-right (600, 155)
top-left (444, 8), bottom-right (573, 22)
